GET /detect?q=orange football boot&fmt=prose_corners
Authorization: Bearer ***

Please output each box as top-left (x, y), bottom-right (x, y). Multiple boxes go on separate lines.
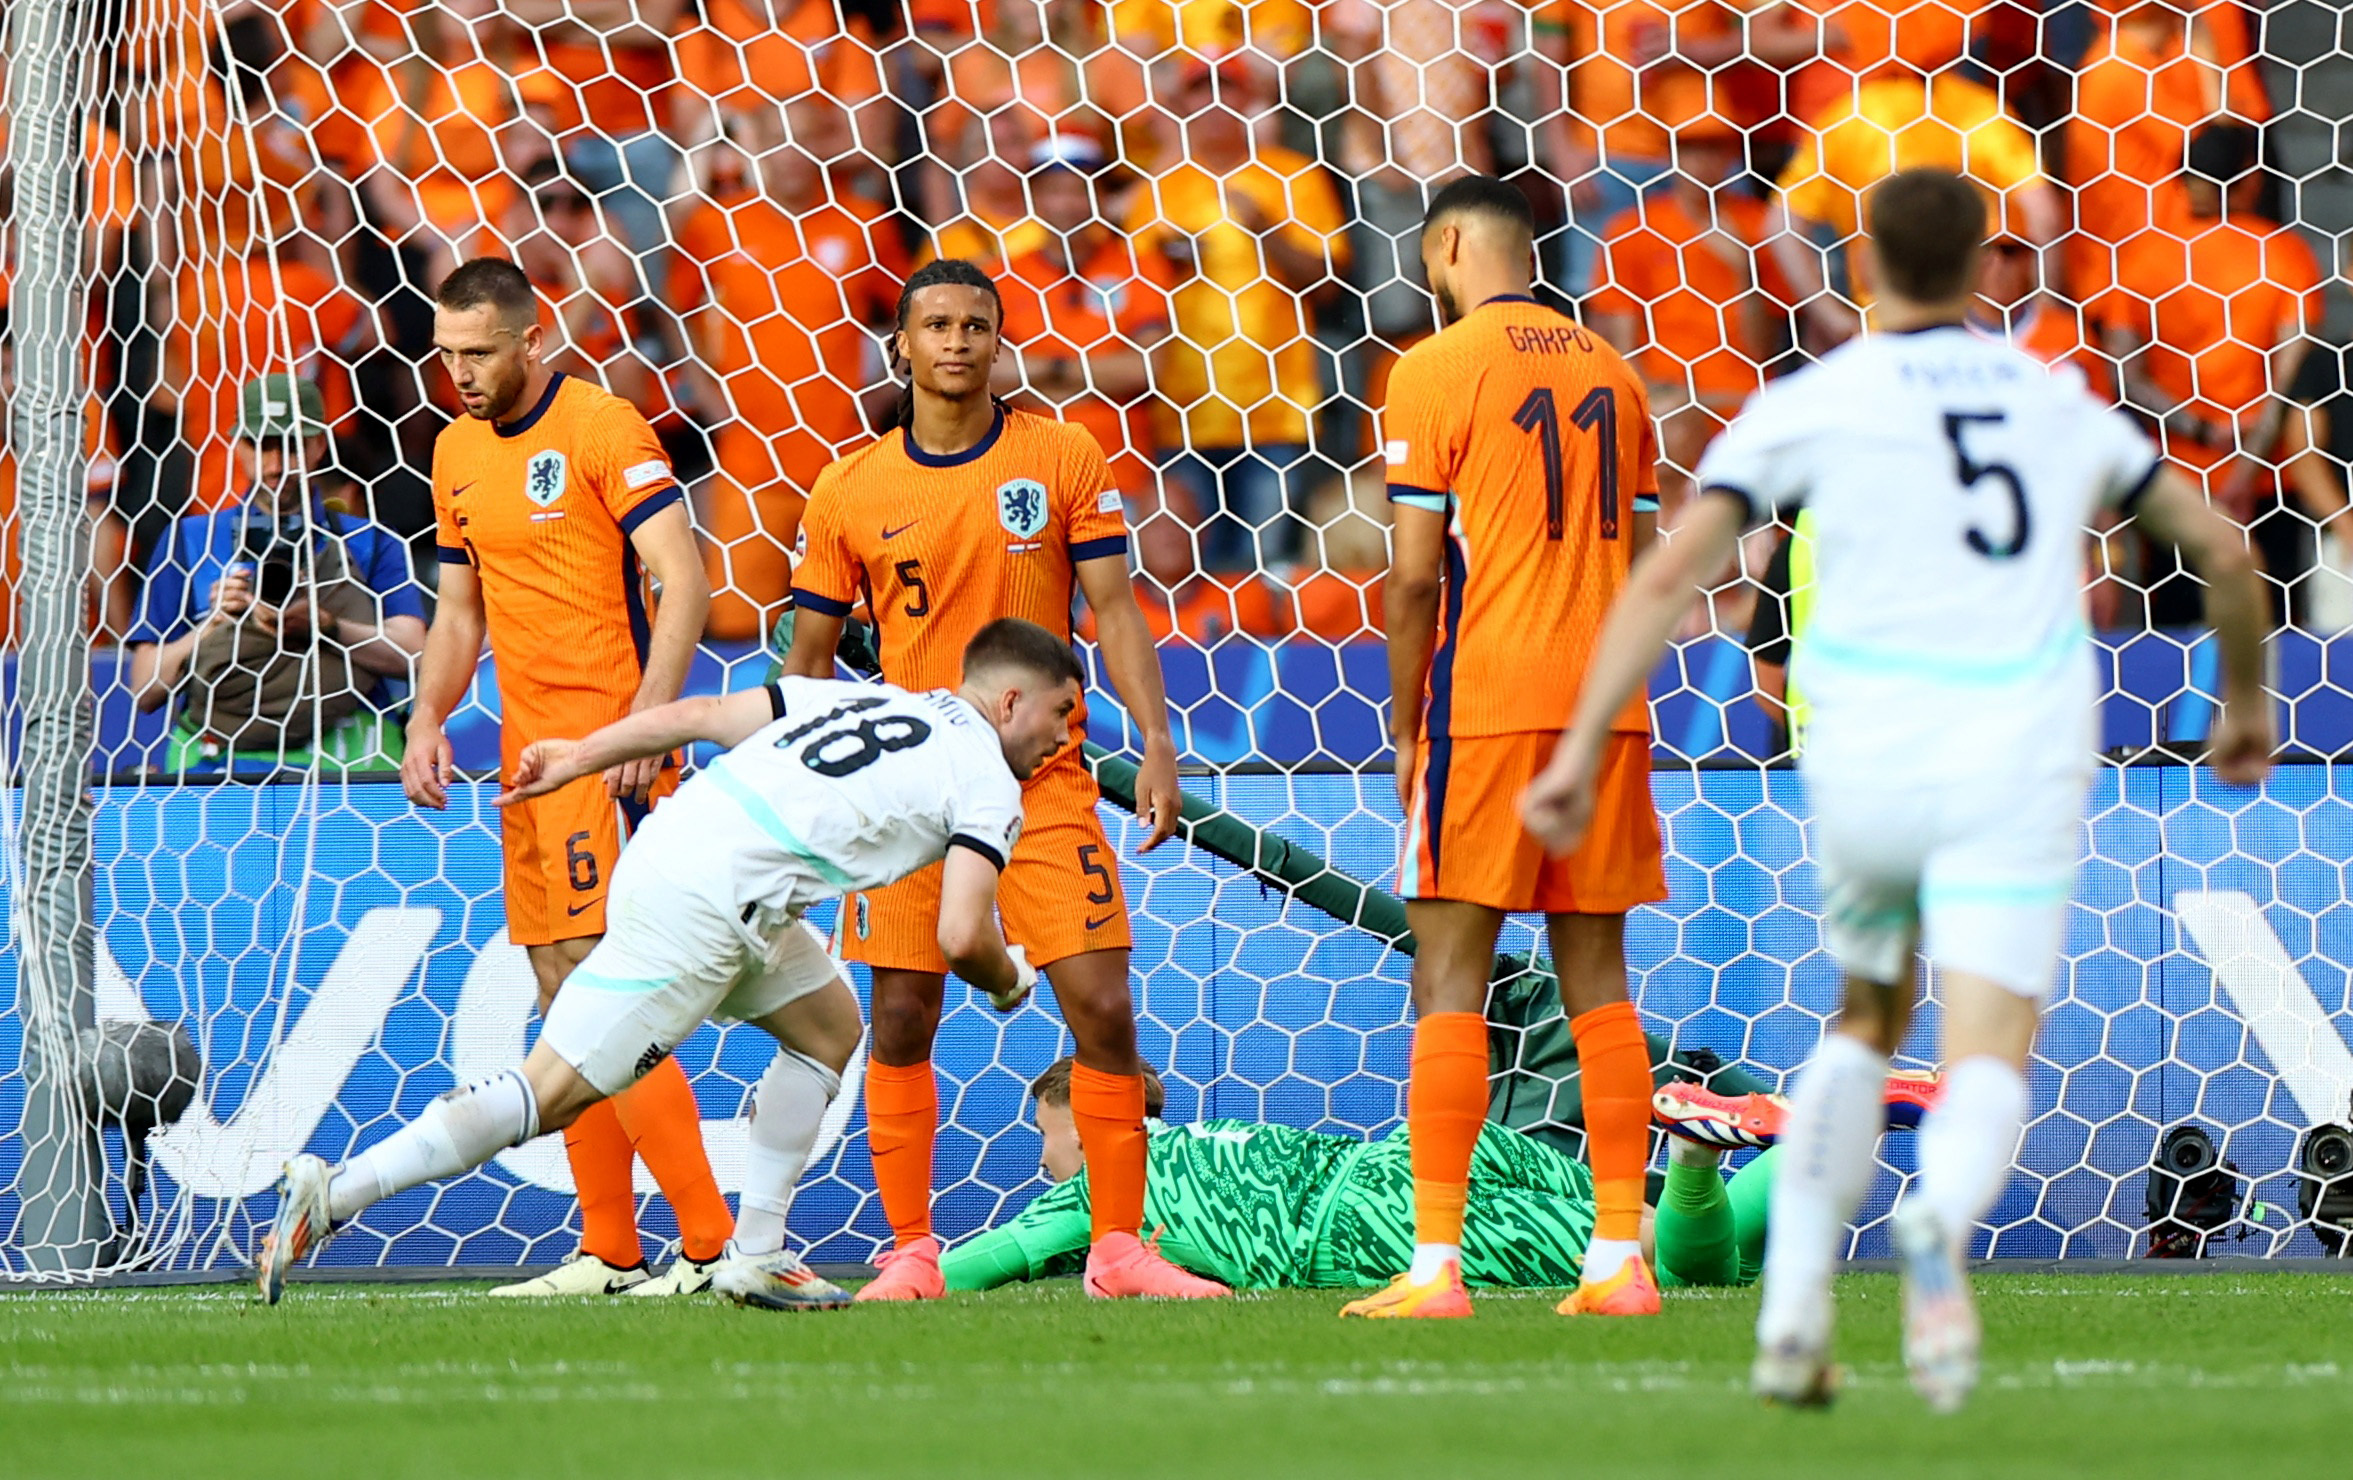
top-left (1557, 1254), bottom-right (1661, 1317)
top-left (1084, 1230), bottom-right (1232, 1298)
top-left (854, 1236), bottom-right (946, 1302)
top-left (1339, 1261), bottom-right (1474, 1319)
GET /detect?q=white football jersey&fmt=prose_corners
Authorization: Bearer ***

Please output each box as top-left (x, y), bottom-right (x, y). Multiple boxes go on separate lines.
top-left (1697, 325), bottom-right (2158, 771)
top-left (630, 675), bottom-right (1024, 917)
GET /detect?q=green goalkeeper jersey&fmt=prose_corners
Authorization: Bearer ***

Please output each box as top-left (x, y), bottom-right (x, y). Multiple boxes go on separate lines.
top-left (939, 1120), bottom-right (1597, 1291)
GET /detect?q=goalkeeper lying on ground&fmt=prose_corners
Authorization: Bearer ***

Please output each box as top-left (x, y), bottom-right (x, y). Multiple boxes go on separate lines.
top-left (940, 1060), bottom-right (1779, 1292)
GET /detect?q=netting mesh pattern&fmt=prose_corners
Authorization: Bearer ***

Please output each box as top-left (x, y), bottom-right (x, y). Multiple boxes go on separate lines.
top-left (3, 768), bottom-right (2351, 1271)
top-left (4, 0), bottom-right (2353, 1271)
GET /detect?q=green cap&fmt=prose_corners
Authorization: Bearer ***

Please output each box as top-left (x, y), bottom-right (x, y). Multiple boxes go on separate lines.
top-left (239, 374), bottom-right (327, 441)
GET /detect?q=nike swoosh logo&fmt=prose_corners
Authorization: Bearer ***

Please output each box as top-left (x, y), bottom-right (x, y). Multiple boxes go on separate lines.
top-left (451, 481), bottom-right (477, 497)
top-left (566, 899), bottom-right (602, 917)
top-left (882, 521), bottom-right (920, 540)
top-left (1084, 913), bottom-right (1117, 932)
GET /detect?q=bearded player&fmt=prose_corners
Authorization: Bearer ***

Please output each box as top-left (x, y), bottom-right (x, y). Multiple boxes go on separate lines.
top-left (1351, 177), bottom-right (1667, 1321)
top-left (261, 620), bottom-right (1086, 1305)
top-left (400, 260), bottom-right (733, 1296)
top-left (780, 258), bottom-right (1222, 1301)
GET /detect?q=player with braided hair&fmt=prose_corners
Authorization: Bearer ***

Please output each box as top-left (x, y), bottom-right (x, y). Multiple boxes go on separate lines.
top-left (781, 258), bottom-right (1222, 1301)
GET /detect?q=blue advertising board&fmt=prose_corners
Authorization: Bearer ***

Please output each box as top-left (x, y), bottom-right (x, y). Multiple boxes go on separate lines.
top-left (2, 765), bottom-right (2349, 1269)
top-left (60, 627), bottom-right (2353, 777)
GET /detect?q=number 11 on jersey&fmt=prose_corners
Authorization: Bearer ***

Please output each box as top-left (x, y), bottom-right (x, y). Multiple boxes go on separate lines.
top-left (1513, 386), bottom-right (1621, 541)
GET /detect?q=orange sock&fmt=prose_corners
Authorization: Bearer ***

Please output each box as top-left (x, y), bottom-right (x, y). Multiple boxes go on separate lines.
top-left (611, 1055), bottom-right (734, 1261)
top-left (1571, 999), bottom-right (1652, 1245)
top-left (864, 1059), bottom-right (937, 1248)
top-left (1408, 1011), bottom-right (1489, 1250)
top-left (1067, 1063), bottom-right (1147, 1244)
top-left (564, 1099), bottom-right (643, 1269)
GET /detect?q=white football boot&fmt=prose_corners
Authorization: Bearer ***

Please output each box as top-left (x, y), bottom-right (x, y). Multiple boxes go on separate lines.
top-left (713, 1246), bottom-right (855, 1312)
top-left (488, 1252), bottom-right (650, 1297)
top-left (1896, 1200), bottom-right (1981, 1414)
top-left (1750, 1334), bottom-right (1839, 1409)
top-left (627, 1254), bottom-right (723, 1297)
top-left (255, 1153), bottom-right (337, 1305)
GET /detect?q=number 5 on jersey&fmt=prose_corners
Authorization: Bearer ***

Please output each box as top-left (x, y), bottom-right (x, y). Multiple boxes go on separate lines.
top-left (1944, 411), bottom-right (2031, 559)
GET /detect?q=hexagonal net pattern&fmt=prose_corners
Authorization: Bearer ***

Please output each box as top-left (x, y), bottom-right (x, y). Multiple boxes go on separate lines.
top-left (3, 0), bottom-right (2352, 1276)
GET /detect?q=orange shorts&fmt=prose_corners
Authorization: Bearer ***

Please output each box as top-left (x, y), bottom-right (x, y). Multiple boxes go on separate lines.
top-left (838, 755), bottom-right (1132, 973)
top-left (501, 766), bottom-right (679, 947)
top-left (1401, 730), bottom-right (1665, 914)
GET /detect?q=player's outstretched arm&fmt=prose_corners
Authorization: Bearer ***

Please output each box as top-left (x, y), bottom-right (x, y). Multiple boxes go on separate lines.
top-left (1074, 554), bottom-right (1181, 851)
top-left (403, 561), bottom-right (488, 811)
top-left (2130, 469), bottom-right (2276, 784)
top-left (937, 844), bottom-right (1032, 1001)
top-left (939, 1193), bottom-right (1092, 1291)
top-left (495, 687), bottom-right (777, 806)
top-left (1522, 492), bottom-right (1746, 854)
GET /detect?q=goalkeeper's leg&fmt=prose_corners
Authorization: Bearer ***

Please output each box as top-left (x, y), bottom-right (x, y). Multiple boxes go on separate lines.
top-left (1653, 1139), bottom-right (1741, 1288)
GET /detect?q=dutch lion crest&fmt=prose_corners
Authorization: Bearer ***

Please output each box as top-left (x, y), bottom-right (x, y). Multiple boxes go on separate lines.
top-left (524, 449), bottom-right (568, 507)
top-left (995, 478), bottom-right (1049, 541)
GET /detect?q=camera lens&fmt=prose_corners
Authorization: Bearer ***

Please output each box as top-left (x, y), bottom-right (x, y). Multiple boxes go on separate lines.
top-left (2163, 1125), bottom-right (2218, 1176)
top-left (2310, 1126), bottom-right (2353, 1179)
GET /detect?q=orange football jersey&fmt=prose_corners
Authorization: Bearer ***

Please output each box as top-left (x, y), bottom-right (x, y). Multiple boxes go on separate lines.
top-left (1384, 296), bottom-right (1657, 739)
top-left (431, 372), bottom-right (681, 754)
top-left (791, 407), bottom-right (1128, 768)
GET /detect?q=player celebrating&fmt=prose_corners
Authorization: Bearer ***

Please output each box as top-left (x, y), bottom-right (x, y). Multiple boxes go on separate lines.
top-left (780, 260), bottom-right (1221, 1301)
top-left (401, 260), bottom-right (733, 1297)
top-left (1352, 176), bottom-right (1666, 1321)
top-left (259, 620), bottom-right (1085, 1305)
top-left (1523, 170), bottom-right (2273, 1409)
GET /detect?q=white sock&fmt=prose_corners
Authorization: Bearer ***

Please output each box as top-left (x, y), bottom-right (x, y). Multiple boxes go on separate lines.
top-left (1757, 1033), bottom-right (1888, 1350)
top-left (1408, 1242), bottom-right (1460, 1283)
top-left (731, 1048), bottom-right (841, 1258)
top-left (329, 1069), bottom-right (540, 1224)
top-left (1911, 1055), bottom-right (2028, 1248)
top-left (1582, 1236), bottom-right (1641, 1284)
top-left (1668, 1136), bottom-right (1724, 1171)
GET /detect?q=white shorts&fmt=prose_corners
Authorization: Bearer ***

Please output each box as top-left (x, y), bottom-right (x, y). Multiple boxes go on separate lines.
top-left (1804, 759), bottom-right (2088, 1001)
top-left (540, 862), bottom-right (848, 1096)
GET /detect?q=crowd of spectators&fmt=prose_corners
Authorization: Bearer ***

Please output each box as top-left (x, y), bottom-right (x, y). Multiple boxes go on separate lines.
top-left (0, 0), bottom-right (2347, 765)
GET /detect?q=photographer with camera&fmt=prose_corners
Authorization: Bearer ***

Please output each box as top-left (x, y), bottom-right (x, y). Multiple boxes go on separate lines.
top-left (127, 376), bottom-right (427, 772)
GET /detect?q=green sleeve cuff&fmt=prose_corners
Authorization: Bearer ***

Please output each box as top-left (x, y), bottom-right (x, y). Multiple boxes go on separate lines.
top-left (940, 1189), bottom-right (1094, 1291)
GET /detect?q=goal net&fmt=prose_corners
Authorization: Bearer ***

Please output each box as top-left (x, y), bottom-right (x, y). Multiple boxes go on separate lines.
top-left (4, 0), bottom-right (2352, 1278)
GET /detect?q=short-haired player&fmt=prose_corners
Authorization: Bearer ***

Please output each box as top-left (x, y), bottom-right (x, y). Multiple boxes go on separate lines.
top-left (1523, 169), bottom-right (2274, 1408)
top-left (1354, 176), bottom-right (1669, 1319)
top-left (782, 259), bottom-right (1223, 1301)
top-left (260, 620), bottom-right (1104, 1307)
top-left (406, 259), bottom-right (732, 1296)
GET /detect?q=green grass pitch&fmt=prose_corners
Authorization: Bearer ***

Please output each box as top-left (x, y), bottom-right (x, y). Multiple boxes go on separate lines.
top-left (6, 1275), bottom-right (2349, 1478)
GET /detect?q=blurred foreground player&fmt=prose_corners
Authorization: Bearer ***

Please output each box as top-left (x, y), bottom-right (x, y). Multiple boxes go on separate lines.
top-left (402, 260), bottom-right (731, 1296)
top-left (1524, 169), bottom-right (2273, 1410)
top-left (260, 621), bottom-right (1107, 1306)
top-left (1361, 176), bottom-right (1666, 1320)
top-left (782, 259), bottom-right (1221, 1301)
